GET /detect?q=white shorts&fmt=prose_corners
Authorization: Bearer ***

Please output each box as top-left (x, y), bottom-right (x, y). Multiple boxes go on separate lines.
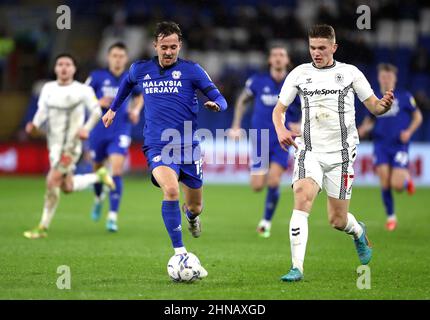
top-left (292, 146), bottom-right (357, 200)
top-left (49, 143), bottom-right (82, 174)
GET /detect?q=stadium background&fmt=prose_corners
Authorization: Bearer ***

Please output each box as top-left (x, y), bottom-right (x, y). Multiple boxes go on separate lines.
top-left (0, 0), bottom-right (430, 301)
top-left (0, 0), bottom-right (430, 184)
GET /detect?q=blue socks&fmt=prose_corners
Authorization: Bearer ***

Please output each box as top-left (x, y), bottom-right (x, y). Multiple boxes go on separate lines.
top-left (94, 182), bottom-right (103, 199)
top-left (162, 200), bottom-right (184, 248)
top-left (264, 187), bottom-right (280, 221)
top-left (109, 176), bottom-right (123, 213)
top-left (185, 207), bottom-right (198, 221)
top-left (381, 188), bottom-right (394, 217)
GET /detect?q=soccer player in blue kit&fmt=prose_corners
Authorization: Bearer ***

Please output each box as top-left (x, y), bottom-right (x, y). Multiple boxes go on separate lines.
top-left (86, 42), bottom-right (144, 232)
top-left (358, 63), bottom-right (422, 231)
top-left (102, 22), bottom-right (227, 278)
top-left (230, 45), bottom-right (301, 238)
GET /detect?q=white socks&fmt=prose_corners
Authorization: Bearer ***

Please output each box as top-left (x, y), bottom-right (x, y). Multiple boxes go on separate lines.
top-left (343, 212), bottom-right (364, 240)
top-left (72, 173), bottom-right (99, 191)
top-left (40, 187), bottom-right (60, 229)
top-left (108, 211), bottom-right (117, 222)
top-left (259, 219), bottom-right (271, 229)
top-left (174, 247), bottom-right (187, 255)
top-left (289, 209), bottom-right (309, 273)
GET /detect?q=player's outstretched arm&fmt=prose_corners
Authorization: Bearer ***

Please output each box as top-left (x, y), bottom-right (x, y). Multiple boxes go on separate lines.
top-left (204, 87), bottom-right (228, 112)
top-left (229, 89), bottom-right (253, 138)
top-left (103, 74), bottom-right (136, 128)
top-left (273, 100), bottom-right (298, 150)
top-left (363, 90), bottom-right (394, 116)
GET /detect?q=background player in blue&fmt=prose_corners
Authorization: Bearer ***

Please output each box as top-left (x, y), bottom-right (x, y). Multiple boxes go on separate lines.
top-left (86, 42), bottom-right (144, 232)
top-left (230, 45), bottom-right (301, 238)
top-left (102, 22), bottom-right (227, 277)
top-left (359, 63), bottom-right (422, 231)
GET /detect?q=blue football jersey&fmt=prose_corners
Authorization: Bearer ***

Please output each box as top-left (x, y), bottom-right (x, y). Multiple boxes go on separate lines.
top-left (245, 72), bottom-right (301, 142)
top-left (86, 69), bottom-right (142, 137)
top-left (111, 57), bottom-right (227, 148)
top-left (372, 89), bottom-right (417, 146)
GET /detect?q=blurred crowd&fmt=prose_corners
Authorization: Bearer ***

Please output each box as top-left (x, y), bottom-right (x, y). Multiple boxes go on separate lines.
top-left (1, 0), bottom-right (430, 142)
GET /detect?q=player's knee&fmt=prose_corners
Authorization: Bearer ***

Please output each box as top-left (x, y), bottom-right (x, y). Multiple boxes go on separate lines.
top-left (392, 182), bottom-right (404, 193)
top-left (163, 185), bottom-right (180, 200)
top-left (294, 187), bottom-right (313, 211)
top-left (61, 185), bottom-right (73, 194)
top-left (251, 183), bottom-right (265, 192)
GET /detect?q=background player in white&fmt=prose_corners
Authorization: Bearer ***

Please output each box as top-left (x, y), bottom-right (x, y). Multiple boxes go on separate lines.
top-left (24, 54), bottom-right (115, 239)
top-left (273, 25), bottom-right (394, 281)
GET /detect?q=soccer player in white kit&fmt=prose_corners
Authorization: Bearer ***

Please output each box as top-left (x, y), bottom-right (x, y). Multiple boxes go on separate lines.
top-left (24, 54), bottom-right (116, 239)
top-left (273, 25), bottom-right (394, 281)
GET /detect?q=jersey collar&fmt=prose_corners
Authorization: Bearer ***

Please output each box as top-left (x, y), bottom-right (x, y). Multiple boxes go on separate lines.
top-left (153, 56), bottom-right (180, 74)
top-left (311, 60), bottom-right (337, 70)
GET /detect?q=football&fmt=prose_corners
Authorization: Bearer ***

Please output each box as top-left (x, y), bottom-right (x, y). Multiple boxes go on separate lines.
top-left (167, 252), bottom-right (202, 282)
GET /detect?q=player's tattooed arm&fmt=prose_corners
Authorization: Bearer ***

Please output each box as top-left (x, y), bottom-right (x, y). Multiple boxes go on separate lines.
top-left (229, 89), bottom-right (254, 138)
top-left (273, 100), bottom-right (299, 150)
top-left (363, 90), bottom-right (394, 116)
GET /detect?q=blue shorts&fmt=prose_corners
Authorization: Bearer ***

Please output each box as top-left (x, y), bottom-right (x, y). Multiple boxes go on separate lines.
top-left (143, 144), bottom-right (203, 189)
top-left (89, 134), bottom-right (131, 163)
top-left (250, 138), bottom-right (289, 173)
top-left (374, 144), bottom-right (409, 168)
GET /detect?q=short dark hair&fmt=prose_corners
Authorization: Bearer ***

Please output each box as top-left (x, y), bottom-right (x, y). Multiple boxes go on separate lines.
top-left (108, 42), bottom-right (127, 52)
top-left (377, 63), bottom-right (398, 74)
top-left (269, 44), bottom-right (288, 55)
top-left (308, 24), bottom-right (336, 41)
top-left (154, 21), bottom-right (182, 42)
top-left (54, 53), bottom-right (77, 66)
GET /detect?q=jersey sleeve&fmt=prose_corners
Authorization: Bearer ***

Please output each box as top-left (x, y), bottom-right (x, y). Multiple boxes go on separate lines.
top-left (82, 85), bottom-right (99, 111)
top-left (128, 62), bottom-right (139, 84)
top-left (244, 76), bottom-right (257, 97)
top-left (131, 84), bottom-right (143, 97)
top-left (32, 84), bottom-right (49, 128)
top-left (352, 66), bottom-right (374, 102)
top-left (110, 63), bottom-right (138, 112)
top-left (279, 67), bottom-right (300, 106)
top-left (192, 63), bottom-right (217, 93)
top-left (192, 63), bottom-right (228, 111)
top-left (82, 85), bottom-right (102, 131)
top-left (285, 96), bottom-right (302, 123)
top-left (405, 92), bottom-right (418, 112)
top-left (84, 71), bottom-right (98, 92)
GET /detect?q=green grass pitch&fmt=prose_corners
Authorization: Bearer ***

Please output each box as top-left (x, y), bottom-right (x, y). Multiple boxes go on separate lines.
top-left (0, 176), bottom-right (429, 299)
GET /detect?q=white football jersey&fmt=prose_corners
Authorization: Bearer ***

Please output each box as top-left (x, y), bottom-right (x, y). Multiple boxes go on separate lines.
top-left (32, 81), bottom-right (99, 153)
top-left (279, 61), bottom-right (374, 152)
